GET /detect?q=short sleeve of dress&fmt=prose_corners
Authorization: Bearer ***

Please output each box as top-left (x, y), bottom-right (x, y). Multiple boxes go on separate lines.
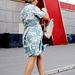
top-left (33, 6), bottom-right (45, 19)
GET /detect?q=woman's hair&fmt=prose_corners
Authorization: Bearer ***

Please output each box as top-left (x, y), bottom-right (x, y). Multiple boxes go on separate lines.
top-left (25, 0), bottom-right (35, 3)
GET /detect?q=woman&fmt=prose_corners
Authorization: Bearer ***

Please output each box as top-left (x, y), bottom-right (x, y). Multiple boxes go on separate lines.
top-left (21, 0), bottom-right (49, 75)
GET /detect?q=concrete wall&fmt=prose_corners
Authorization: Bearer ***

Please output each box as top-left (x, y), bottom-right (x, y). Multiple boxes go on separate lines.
top-left (61, 9), bottom-right (75, 34)
top-left (0, 0), bottom-right (75, 35)
top-left (0, 0), bottom-right (24, 34)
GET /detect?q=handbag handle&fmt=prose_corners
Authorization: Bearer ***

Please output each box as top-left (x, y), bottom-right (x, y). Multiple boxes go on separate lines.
top-left (43, 19), bottom-right (51, 31)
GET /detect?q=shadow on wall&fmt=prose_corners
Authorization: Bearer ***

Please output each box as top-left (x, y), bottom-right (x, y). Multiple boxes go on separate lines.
top-left (67, 34), bottom-right (75, 43)
top-left (0, 33), bottom-right (75, 48)
top-left (0, 33), bottom-right (23, 48)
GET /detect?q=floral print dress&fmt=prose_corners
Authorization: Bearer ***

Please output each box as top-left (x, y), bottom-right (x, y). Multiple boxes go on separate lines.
top-left (21, 3), bottom-right (46, 57)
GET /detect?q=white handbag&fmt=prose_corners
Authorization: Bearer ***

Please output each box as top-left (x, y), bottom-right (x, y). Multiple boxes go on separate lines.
top-left (43, 19), bottom-right (54, 39)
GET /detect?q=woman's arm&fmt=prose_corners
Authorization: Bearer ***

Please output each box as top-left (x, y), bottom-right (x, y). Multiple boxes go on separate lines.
top-left (42, 8), bottom-right (49, 20)
top-left (43, 14), bottom-right (49, 20)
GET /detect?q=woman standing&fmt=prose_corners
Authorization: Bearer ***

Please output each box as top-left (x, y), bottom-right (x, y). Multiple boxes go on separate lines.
top-left (21, 0), bottom-right (49, 75)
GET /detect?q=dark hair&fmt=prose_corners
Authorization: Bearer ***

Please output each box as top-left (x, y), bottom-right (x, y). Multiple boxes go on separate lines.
top-left (25, 0), bottom-right (35, 3)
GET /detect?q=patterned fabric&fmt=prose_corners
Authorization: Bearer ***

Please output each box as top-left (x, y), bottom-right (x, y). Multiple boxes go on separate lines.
top-left (21, 3), bottom-right (46, 57)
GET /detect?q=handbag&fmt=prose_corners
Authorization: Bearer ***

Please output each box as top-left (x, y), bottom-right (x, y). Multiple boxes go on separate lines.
top-left (42, 19), bottom-right (54, 45)
top-left (43, 19), bottom-right (54, 39)
top-left (41, 8), bottom-right (54, 44)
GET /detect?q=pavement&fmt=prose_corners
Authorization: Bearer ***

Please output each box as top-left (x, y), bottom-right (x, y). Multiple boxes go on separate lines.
top-left (0, 44), bottom-right (75, 75)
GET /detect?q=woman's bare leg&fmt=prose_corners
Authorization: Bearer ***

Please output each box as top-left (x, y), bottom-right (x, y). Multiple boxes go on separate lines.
top-left (24, 56), bottom-right (37, 75)
top-left (36, 54), bottom-right (44, 75)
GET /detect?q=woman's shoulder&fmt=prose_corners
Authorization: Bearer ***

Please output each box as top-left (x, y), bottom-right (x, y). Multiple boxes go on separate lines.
top-left (32, 6), bottom-right (40, 12)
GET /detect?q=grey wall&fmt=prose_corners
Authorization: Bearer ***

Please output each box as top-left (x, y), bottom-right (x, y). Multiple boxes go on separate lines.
top-left (0, 0), bottom-right (75, 34)
top-left (0, 0), bottom-right (25, 34)
top-left (61, 9), bottom-right (75, 34)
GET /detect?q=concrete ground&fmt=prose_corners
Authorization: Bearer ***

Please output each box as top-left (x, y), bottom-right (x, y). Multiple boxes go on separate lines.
top-left (0, 44), bottom-right (75, 75)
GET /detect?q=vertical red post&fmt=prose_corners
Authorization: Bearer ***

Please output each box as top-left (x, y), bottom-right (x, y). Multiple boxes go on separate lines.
top-left (44, 0), bottom-right (67, 45)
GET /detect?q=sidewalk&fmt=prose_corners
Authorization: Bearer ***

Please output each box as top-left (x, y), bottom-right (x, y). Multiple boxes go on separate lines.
top-left (0, 44), bottom-right (75, 75)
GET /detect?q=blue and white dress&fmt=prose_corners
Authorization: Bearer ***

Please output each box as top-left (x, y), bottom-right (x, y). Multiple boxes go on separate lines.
top-left (21, 3), bottom-right (46, 57)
